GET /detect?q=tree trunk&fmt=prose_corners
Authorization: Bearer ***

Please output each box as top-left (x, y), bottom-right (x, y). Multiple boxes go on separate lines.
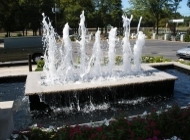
top-left (39, 26), bottom-right (41, 36)
top-left (6, 31), bottom-right (8, 37)
top-left (156, 20), bottom-right (159, 35)
top-left (25, 28), bottom-right (27, 36)
top-left (105, 25), bottom-right (107, 34)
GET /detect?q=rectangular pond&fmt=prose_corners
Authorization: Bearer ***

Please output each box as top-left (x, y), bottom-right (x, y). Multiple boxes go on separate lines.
top-left (0, 66), bottom-right (190, 130)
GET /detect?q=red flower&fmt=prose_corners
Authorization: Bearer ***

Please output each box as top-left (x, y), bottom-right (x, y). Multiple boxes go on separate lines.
top-left (128, 128), bottom-right (132, 133)
top-left (119, 126), bottom-right (123, 130)
top-left (150, 121), bottom-right (156, 128)
top-left (96, 126), bottom-right (102, 132)
top-left (151, 107), bottom-right (156, 113)
top-left (132, 117), bottom-right (137, 120)
top-left (90, 133), bottom-right (95, 139)
top-left (145, 125), bottom-right (150, 131)
top-left (130, 132), bottom-right (134, 138)
top-left (102, 135), bottom-right (107, 139)
top-left (153, 130), bottom-right (160, 136)
top-left (127, 121), bottom-right (132, 126)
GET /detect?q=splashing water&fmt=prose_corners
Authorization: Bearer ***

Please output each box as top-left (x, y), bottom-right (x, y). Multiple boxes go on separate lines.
top-left (57, 23), bottom-right (74, 83)
top-left (42, 11), bottom-right (146, 85)
top-left (108, 27), bottom-right (117, 76)
top-left (122, 15), bottom-right (133, 74)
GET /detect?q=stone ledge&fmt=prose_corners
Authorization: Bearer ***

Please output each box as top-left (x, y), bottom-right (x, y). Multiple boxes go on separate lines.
top-left (0, 101), bottom-right (14, 140)
top-left (25, 65), bottom-right (177, 95)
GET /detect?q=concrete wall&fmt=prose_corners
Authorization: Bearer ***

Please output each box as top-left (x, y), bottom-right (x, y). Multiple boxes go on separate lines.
top-left (0, 101), bottom-right (14, 140)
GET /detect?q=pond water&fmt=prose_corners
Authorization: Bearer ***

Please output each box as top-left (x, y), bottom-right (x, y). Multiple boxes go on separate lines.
top-left (0, 69), bottom-right (190, 130)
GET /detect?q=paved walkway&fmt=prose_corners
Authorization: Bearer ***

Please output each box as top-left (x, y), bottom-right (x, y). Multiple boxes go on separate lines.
top-left (0, 64), bottom-right (37, 78)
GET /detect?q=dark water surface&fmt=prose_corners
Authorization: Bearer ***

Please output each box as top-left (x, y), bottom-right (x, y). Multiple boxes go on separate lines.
top-left (0, 69), bottom-right (190, 130)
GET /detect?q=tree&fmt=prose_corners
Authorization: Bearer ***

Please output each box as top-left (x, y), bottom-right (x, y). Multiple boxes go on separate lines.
top-left (169, 0), bottom-right (182, 35)
top-left (128, 0), bottom-right (178, 34)
top-left (60, 0), bottom-right (95, 33)
top-left (109, 0), bottom-right (123, 34)
top-left (0, 0), bottom-right (20, 37)
top-left (188, 0), bottom-right (190, 8)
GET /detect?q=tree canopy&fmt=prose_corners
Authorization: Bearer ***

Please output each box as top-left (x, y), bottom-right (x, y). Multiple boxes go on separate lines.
top-left (0, 0), bottom-right (187, 37)
top-left (127, 0), bottom-right (182, 34)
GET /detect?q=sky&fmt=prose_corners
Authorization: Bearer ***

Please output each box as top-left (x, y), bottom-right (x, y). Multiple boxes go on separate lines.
top-left (122, 0), bottom-right (190, 16)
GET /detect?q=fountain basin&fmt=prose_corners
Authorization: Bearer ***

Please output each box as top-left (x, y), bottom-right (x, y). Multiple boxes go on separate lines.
top-left (25, 65), bottom-right (177, 110)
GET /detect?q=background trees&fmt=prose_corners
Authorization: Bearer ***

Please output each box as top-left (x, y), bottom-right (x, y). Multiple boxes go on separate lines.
top-left (0, 0), bottom-right (189, 37)
top-left (128, 0), bottom-right (183, 34)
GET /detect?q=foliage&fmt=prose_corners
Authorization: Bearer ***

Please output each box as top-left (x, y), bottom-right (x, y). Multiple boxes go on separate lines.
top-left (115, 56), bottom-right (171, 65)
top-left (142, 29), bottom-right (152, 39)
top-left (142, 56), bottom-right (171, 63)
top-left (187, 28), bottom-right (190, 35)
top-left (166, 34), bottom-right (172, 41)
top-left (38, 55), bottom-right (171, 70)
top-left (17, 33), bottom-right (22, 36)
top-left (70, 36), bottom-right (76, 41)
top-left (176, 59), bottom-right (190, 66)
top-left (184, 34), bottom-right (190, 42)
top-left (175, 33), bottom-right (180, 41)
top-left (129, 0), bottom-right (183, 34)
top-left (76, 56), bottom-right (80, 64)
top-left (35, 59), bottom-right (44, 71)
top-left (115, 55), bottom-right (123, 65)
top-left (127, 0), bottom-right (180, 34)
top-left (103, 57), bottom-right (108, 65)
top-left (0, 0), bottom-right (125, 37)
top-left (10, 104), bottom-right (190, 140)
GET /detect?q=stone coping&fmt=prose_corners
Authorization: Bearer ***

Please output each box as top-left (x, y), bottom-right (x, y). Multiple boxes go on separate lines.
top-left (0, 101), bottom-right (14, 109)
top-left (0, 101), bottom-right (14, 140)
top-left (25, 65), bottom-right (177, 95)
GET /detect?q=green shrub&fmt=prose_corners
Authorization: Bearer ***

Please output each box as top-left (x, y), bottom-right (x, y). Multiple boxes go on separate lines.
top-left (76, 56), bottom-right (80, 64)
top-left (184, 34), bottom-right (190, 42)
top-left (35, 59), bottom-right (44, 71)
top-left (142, 55), bottom-right (171, 63)
top-left (147, 35), bottom-right (151, 39)
top-left (166, 34), bottom-right (172, 41)
top-left (17, 33), bottom-right (22, 36)
top-left (143, 29), bottom-right (152, 38)
top-left (70, 36), bottom-right (75, 41)
top-left (115, 56), bottom-right (123, 65)
top-left (103, 57), bottom-right (108, 65)
top-left (177, 59), bottom-right (190, 66)
top-left (175, 34), bottom-right (180, 41)
top-left (9, 104), bottom-right (190, 140)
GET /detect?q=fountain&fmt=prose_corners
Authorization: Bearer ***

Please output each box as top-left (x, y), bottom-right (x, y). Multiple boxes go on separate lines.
top-left (25, 11), bottom-right (177, 110)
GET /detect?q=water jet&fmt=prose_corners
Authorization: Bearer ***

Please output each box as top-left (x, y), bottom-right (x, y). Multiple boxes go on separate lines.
top-left (25, 11), bottom-right (177, 111)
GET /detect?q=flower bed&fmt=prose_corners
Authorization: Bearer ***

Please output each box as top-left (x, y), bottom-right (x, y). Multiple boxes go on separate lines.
top-left (10, 104), bottom-right (190, 140)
